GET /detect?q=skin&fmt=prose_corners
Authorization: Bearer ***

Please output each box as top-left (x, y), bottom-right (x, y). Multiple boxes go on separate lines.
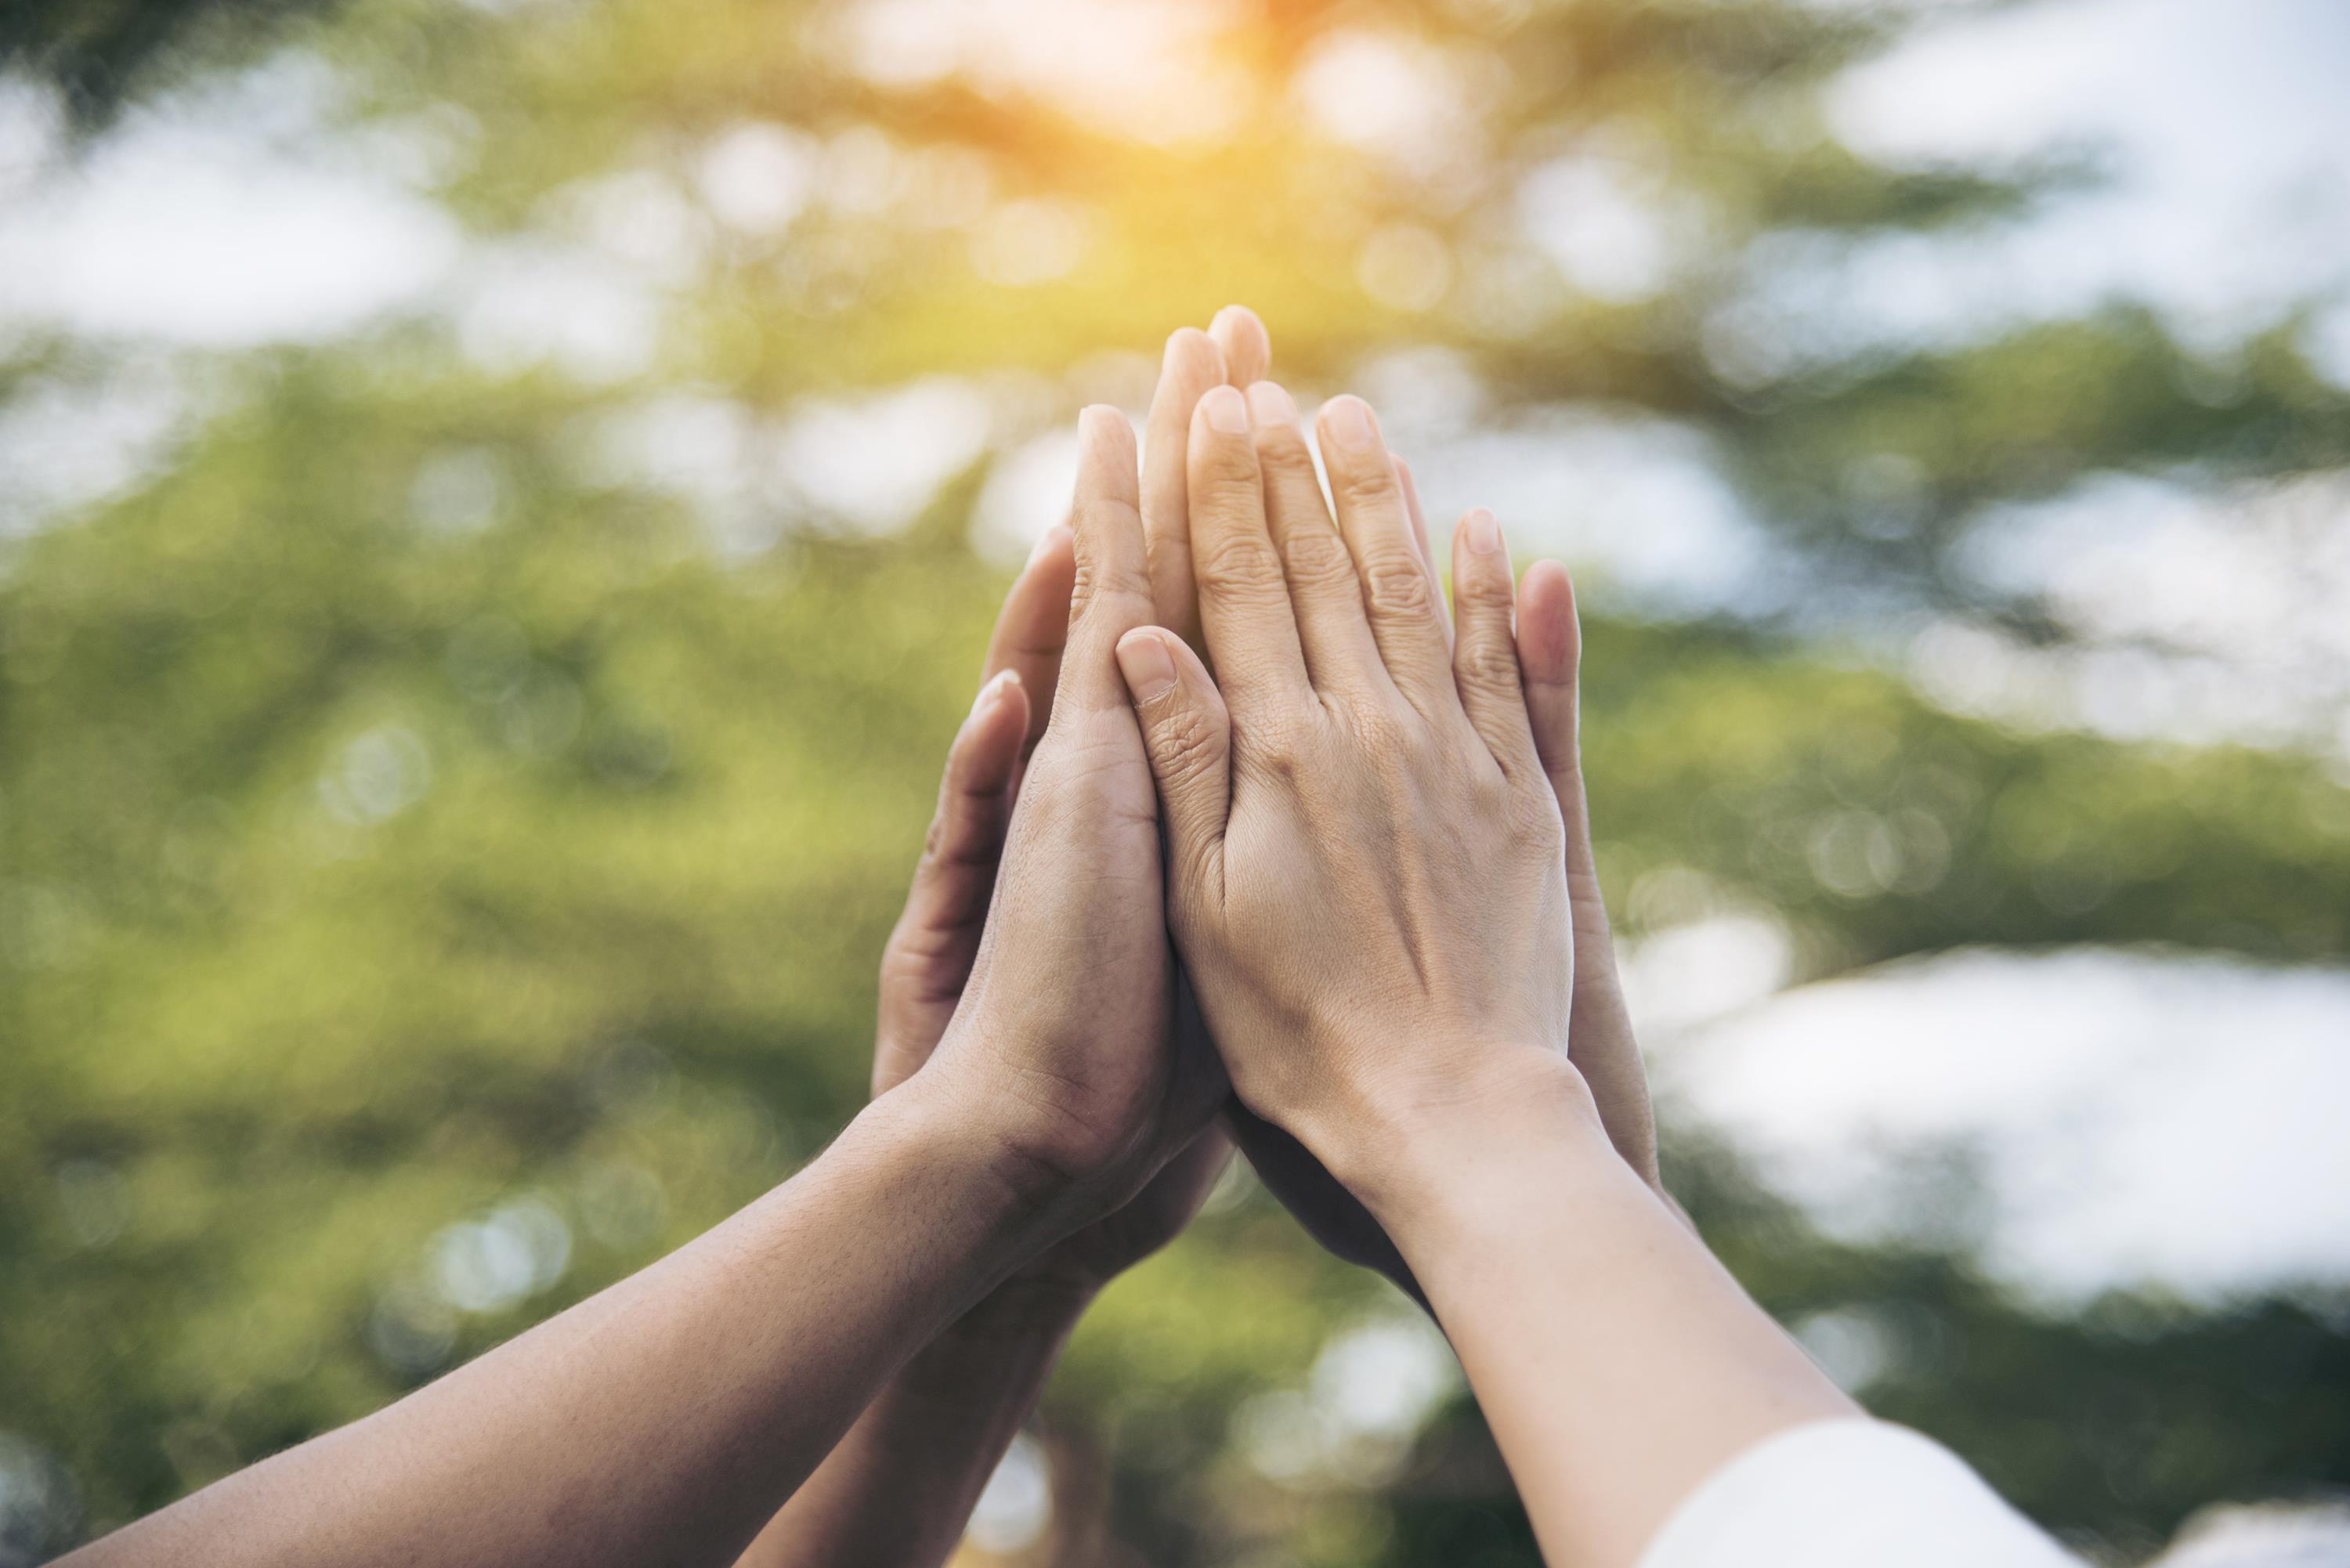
top-left (60, 400), bottom-right (1216, 1568)
top-left (738, 308), bottom-right (1676, 1555)
top-left (739, 309), bottom-right (1260, 1566)
top-left (1114, 381), bottom-right (1855, 1568)
top-left (58, 307), bottom-right (1694, 1566)
top-left (1195, 384), bottom-right (1670, 1292)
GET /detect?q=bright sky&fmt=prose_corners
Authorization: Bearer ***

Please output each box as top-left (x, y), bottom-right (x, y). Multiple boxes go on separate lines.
top-left (1646, 941), bottom-right (2350, 1304)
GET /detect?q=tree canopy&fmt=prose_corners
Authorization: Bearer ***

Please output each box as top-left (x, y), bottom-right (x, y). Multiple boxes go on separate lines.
top-left (3, 2), bottom-right (2345, 1563)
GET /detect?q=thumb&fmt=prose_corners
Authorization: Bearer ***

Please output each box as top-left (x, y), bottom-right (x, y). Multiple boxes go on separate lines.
top-left (1113, 627), bottom-right (1232, 902)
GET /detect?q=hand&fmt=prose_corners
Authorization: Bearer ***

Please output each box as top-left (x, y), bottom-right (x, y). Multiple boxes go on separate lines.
top-left (1219, 446), bottom-right (1665, 1288)
top-left (873, 521), bottom-right (1226, 1292)
top-left (1112, 382), bottom-right (1599, 1212)
top-left (1099, 396), bottom-right (1856, 1568)
top-left (914, 403), bottom-right (1227, 1237)
top-left (737, 338), bottom-right (1256, 1568)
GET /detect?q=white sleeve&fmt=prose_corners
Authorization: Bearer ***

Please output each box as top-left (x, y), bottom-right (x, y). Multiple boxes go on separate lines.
top-left (1636, 1418), bottom-right (2081, 1568)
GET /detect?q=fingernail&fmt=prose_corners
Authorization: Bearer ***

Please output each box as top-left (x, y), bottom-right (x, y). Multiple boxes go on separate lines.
top-left (1463, 507), bottom-right (1503, 555)
top-left (1321, 395), bottom-right (1376, 453)
top-left (971, 667), bottom-right (1019, 717)
top-left (1201, 385), bottom-right (1250, 435)
top-left (1115, 631), bottom-right (1178, 703)
top-left (1029, 523), bottom-right (1071, 563)
top-left (1246, 381), bottom-right (1296, 426)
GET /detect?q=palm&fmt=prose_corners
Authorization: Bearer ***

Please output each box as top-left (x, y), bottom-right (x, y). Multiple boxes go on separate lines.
top-left (880, 913), bottom-right (1226, 1288)
top-left (873, 519), bottom-right (1227, 1298)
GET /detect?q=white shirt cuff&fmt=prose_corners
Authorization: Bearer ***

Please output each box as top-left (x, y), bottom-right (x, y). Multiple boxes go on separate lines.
top-left (1636, 1418), bottom-right (2080, 1568)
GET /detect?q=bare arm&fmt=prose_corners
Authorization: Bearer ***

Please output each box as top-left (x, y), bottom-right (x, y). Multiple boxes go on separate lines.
top-left (734, 313), bottom-right (1260, 1568)
top-left (63, 1075), bottom-right (1065, 1568)
top-left (67, 400), bottom-right (1221, 1568)
top-left (1364, 1062), bottom-right (1850, 1566)
top-left (734, 1274), bottom-right (1096, 1568)
top-left (1115, 380), bottom-right (1850, 1568)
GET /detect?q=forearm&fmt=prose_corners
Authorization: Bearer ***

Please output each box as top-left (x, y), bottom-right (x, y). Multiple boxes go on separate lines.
top-left (734, 1274), bottom-right (1094, 1568)
top-left (1347, 1057), bottom-right (1854, 1568)
top-left (66, 1072), bottom-right (1065, 1568)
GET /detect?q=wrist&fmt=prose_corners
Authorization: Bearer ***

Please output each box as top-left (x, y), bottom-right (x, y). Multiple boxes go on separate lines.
top-left (1307, 1046), bottom-right (1626, 1243)
top-left (860, 1065), bottom-right (1076, 1282)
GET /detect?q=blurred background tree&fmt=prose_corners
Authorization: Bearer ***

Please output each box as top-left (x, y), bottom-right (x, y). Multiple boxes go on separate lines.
top-left (3, 1), bottom-right (2347, 1565)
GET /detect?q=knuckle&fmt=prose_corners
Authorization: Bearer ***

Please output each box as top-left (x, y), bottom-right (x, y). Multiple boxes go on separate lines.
top-left (1361, 553), bottom-right (1437, 621)
top-left (1239, 710), bottom-right (1311, 780)
top-left (1456, 634), bottom-right (1523, 692)
top-left (1151, 703), bottom-right (1224, 779)
top-left (1513, 786), bottom-right (1568, 854)
top-left (1198, 439), bottom-right (1263, 490)
top-left (1068, 552), bottom-right (1151, 620)
top-left (1267, 704), bottom-right (1324, 760)
top-left (1256, 430), bottom-right (1319, 481)
top-left (1455, 563), bottom-right (1515, 610)
top-left (1469, 761), bottom-right (1513, 813)
top-left (1281, 527), bottom-right (1358, 594)
top-left (1345, 701), bottom-right (1414, 758)
top-left (1332, 457), bottom-right (1397, 508)
top-left (1194, 530), bottom-right (1288, 604)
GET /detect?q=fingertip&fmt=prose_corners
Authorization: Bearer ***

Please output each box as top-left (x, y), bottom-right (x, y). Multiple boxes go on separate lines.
top-left (1197, 383), bottom-right (1251, 437)
top-left (1517, 560), bottom-right (1581, 679)
top-left (1521, 558), bottom-right (1578, 618)
top-left (956, 668), bottom-right (1031, 783)
top-left (1027, 521), bottom-right (1075, 566)
top-left (1114, 627), bottom-right (1180, 703)
top-left (1162, 326), bottom-right (1227, 388)
top-left (975, 666), bottom-right (1019, 706)
top-left (1315, 393), bottom-right (1382, 458)
top-left (1209, 304), bottom-right (1271, 381)
top-left (1209, 303), bottom-right (1260, 338)
top-left (1243, 379), bottom-right (1297, 428)
top-left (1459, 506), bottom-right (1504, 558)
top-left (1079, 403), bottom-right (1132, 447)
top-left (1075, 406), bottom-right (1141, 517)
top-left (1018, 524), bottom-right (1079, 609)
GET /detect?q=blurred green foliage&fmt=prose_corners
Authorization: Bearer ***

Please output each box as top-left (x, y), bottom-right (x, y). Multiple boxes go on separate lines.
top-left (4, 1), bottom-right (2348, 1565)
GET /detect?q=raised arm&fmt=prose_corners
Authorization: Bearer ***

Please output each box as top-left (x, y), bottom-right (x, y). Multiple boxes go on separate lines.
top-left (737, 317), bottom-right (1255, 1568)
top-left (1210, 384), bottom-right (1673, 1299)
top-left (62, 404), bottom-right (1217, 1568)
top-left (1112, 379), bottom-right (1860, 1566)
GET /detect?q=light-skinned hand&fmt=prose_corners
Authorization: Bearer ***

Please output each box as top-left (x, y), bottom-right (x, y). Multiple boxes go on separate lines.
top-left (1220, 441), bottom-right (1667, 1287)
top-left (1111, 383), bottom-right (1600, 1215)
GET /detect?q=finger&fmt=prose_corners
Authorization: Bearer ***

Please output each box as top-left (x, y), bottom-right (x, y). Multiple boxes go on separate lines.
top-left (1188, 385), bottom-right (1311, 712)
top-left (1519, 560), bottom-right (1661, 1185)
top-left (982, 523), bottom-right (1077, 760)
top-left (1057, 406), bottom-right (1156, 717)
top-left (1114, 627), bottom-right (1232, 905)
top-left (1448, 508), bottom-right (1540, 777)
top-left (1209, 304), bottom-right (1272, 388)
top-left (1315, 396), bottom-right (1455, 714)
top-left (1517, 561), bottom-right (1589, 852)
top-left (1246, 380), bottom-right (1388, 695)
top-left (875, 668), bottom-right (1032, 1088)
top-left (1141, 328), bottom-right (1229, 648)
top-left (1394, 454), bottom-right (1453, 652)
